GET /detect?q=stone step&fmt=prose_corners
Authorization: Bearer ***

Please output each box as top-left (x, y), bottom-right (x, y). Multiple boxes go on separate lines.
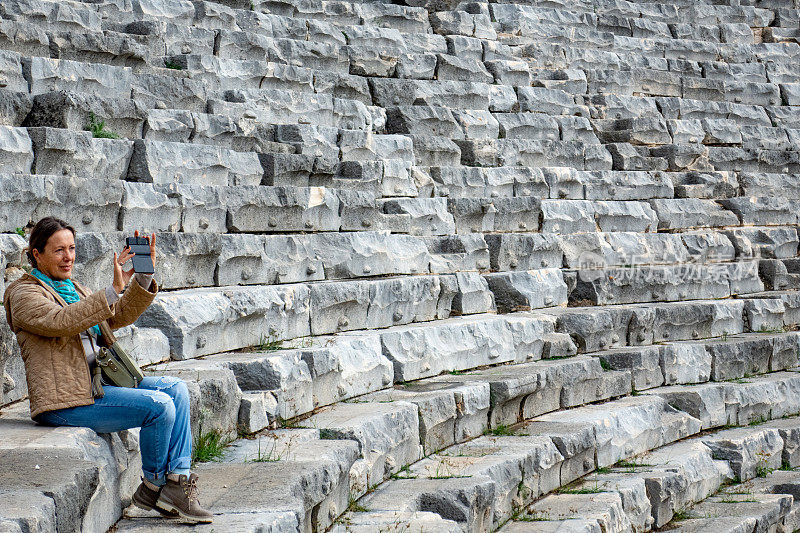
top-left (353, 394), bottom-right (699, 530)
top-left (71, 230), bottom-right (433, 292)
top-left (0, 401), bottom-right (141, 533)
top-left (597, 331), bottom-right (800, 389)
top-left (117, 431), bottom-right (359, 532)
top-left (569, 259), bottom-right (763, 306)
top-left (644, 371), bottom-right (800, 429)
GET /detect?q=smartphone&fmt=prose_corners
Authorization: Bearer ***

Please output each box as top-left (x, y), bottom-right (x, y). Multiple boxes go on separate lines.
top-left (125, 236), bottom-right (155, 274)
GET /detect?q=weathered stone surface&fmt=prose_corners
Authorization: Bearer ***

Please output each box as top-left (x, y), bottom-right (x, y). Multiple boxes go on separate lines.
top-left (138, 284), bottom-right (311, 359)
top-left (25, 91), bottom-right (145, 139)
top-left (703, 427), bottom-right (783, 481)
top-left (525, 493), bottom-right (631, 533)
top-left (598, 346), bottom-right (664, 391)
top-left (28, 127), bottom-right (133, 180)
top-left (484, 269), bottom-right (567, 312)
top-left (362, 476), bottom-right (496, 532)
top-left (0, 127), bottom-right (31, 174)
top-left (306, 401), bottom-right (422, 495)
top-left (226, 186), bottom-right (341, 233)
top-left (0, 174), bottom-right (123, 233)
top-left (536, 395), bottom-right (701, 467)
top-left (127, 139), bottom-right (261, 186)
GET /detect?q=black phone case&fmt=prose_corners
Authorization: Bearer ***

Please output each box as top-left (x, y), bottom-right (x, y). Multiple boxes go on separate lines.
top-left (126, 237), bottom-right (155, 274)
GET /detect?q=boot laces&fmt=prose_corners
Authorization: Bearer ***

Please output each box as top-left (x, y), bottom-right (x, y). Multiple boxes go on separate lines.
top-left (182, 475), bottom-right (200, 503)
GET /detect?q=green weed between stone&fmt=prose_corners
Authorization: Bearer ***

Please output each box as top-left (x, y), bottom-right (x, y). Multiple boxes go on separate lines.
top-left (192, 429), bottom-right (233, 465)
top-left (85, 113), bottom-right (120, 139)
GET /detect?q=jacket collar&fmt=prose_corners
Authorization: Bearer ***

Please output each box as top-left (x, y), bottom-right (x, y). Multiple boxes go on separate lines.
top-left (20, 272), bottom-right (89, 307)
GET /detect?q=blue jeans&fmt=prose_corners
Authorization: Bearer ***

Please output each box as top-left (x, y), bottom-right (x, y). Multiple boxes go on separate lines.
top-left (37, 376), bottom-right (192, 486)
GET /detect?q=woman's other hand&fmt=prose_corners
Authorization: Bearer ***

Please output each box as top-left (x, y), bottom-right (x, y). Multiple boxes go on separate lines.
top-left (113, 246), bottom-right (135, 293)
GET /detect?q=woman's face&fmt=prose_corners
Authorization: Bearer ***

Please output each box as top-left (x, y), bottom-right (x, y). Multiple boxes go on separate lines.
top-left (32, 229), bottom-right (75, 281)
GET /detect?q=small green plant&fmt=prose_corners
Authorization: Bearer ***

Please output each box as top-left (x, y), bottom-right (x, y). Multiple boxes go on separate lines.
top-left (164, 58), bottom-right (183, 70)
top-left (599, 358), bottom-right (612, 371)
top-left (755, 449), bottom-right (774, 478)
top-left (780, 459), bottom-right (794, 471)
top-left (254, 333), bottom-right (284, 352)
top-left (85, 112), bottom-right (120, 139)
top-left (192, 429), bottom-right (232, 465)
top-left (557, 486), bottom-right (604, 495)
top-left (249, 0), bottom-right (255, 9)
top-left (486, 424), bottom-right (514, 437)
top-left (250, 436), bottom-right (288, 463)
top-left (390, 464), bottom-right (416, 480)
top-left (448, 369), bottom-right (466, 375)
top-left (758, 325), bottom-right (786, 333)
top-left (347, 495), bottom-right (369, 513)
top-left (671, 509), bottom-right (689, 521)
top-left (14, 227), bottom-right (25, 237)
top-left (749, 416), bottom-right (768, 426)
top-left (596, 466), bottom-right (612, 474)
top-left (615, 459), bottom-right (653, 473)
top-left (719, 498), bottom-right (758, 503)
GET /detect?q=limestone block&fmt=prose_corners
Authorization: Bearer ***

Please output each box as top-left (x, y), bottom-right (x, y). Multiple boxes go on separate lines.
top-left (338, 131), bottom-right (414, 162)
top-left (745, 299), bottom-right (786, 332)
top-left (762, 418), bottom-right (800, 468)
top-left (369, 78), bottom-right (490, 109)
top-left (138, 284), bottom-right (311, 359)
top-left (660, 343), bottom-right (712, 385)
top-left (380, 316), bottom-right (517, 381)
top-left (703, 427), bottom-right (783, 481)
top-left (653, 300), bottom-right (744, 343)
top-left (485, 233), bottom-right (562, 272)
top-left (153, 363), bottom-right (242, 440)
top-left (237, 392), bottom-right (275, 434)
top-left (394, 52), bottom-right (437, 79)
top-left (310, 275), bottom-right (441, 335)
top-left (436, 54), bottom-right (493, 84)
top-left (28, 127), bottom-right (132, 180)
top-left (649, 198), bottom-right (739, 230)
top-left (362, 387), bottom-right (457, 455)
top-left (381, 198), bottom-right (455, 236)
top-left (599, 346), bottom-right (664, 391)
top-left (517, 87), bottom-right (580, 115)
top-left (153, 183), bottom-right (227, 234)
top-left (331, 511), bottom-right (461, 533)
top-left (638, 440), bottom-right (733, 528)
top-left (361, 476), bottom-right (495, 532)
top-left (484, 269), bottom-right (567, 312)
top-left (721, 197), bottom-right (800, 226)
top-left (705, 335), bottom-right (773, 381)
top-left (0, 126), bottom-right (32, 174)
top-left (25, 57), bottom-right (131, 97)
top-left (582, 170), bottom-right (674, 200)
top-left (452, 109), bottom-right (499, 140)
top-left (452, 272), bottom-right (494, 315)
top-left (424, 234), bottom-right (490, 274)
top-left (119, 182), bottom-right (181, 233)
top-left (495, 113), bottom-right (560, 141)
top-left (385, 106), bottom-right (461, 139)
top-left (527, 493), bottom-right (631, 533)
top-left (300, 335), bottom-right (393, 409)
top-left (210, 350), bottom-right (313, 420)
top-left (307, 401), bottom-right (422, 494)
top-left (26, 90), bottom-right (145, 140)
top-left (225, 186), bottom-right (341, 233)
top-left (127, 139), bottom-right (262, 186)
top-left (771, 332), bottom-right (800, 371)
top-left (0, 89), bottom-right (32, 127)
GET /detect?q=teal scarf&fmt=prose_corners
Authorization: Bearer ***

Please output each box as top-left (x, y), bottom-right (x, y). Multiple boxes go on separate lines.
top-left (31, 268), bottom-right (102, 338)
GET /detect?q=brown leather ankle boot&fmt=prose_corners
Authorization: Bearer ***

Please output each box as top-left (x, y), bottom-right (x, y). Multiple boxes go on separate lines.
top-left (155, 473), bottom-right (213, 523)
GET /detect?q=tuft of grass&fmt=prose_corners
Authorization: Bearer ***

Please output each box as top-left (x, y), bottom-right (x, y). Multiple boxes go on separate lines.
top-left (780, 460), bottom-right (794, 471)
top-left (390, 464), bottom-right (416, 480)
top-left (719, 498), bottom-right (758, 503)
top-left (254, 333), bottom-right (285, 352)
top-left (164, 58), bottom-right (183, 70)
top-left (596, 466), bottom-right (612, 474)
top-left (14, 227), bottom-right (25, 237)
top-left (749, 416), bottom-right (768, 426)
top-left (516, 511), bottom-right (550, 522)
top-left (448, 369), bottom-right (466, 375)
top-left (347, 496), bottom-right (369, 513)
top-left (85, 113), bottom-right (120, 139)
top-left (192, 429), bottom-right (232, 465)
top-left (486, 424), bottom-right (514, 437)
top-left (557, 487), bottom-right (604, 495)
top-left (598, 358), bottom-right (612, 371)
top-left (672, 509), bottom-right (689, 521)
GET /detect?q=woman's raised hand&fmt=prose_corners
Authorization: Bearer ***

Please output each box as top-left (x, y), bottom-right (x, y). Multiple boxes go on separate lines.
top-left (112, 231), bottom-right (156, 293)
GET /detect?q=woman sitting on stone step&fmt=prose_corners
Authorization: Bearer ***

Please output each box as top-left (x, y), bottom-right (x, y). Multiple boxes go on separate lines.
top-left (3, 216), bottom-right (213, 524)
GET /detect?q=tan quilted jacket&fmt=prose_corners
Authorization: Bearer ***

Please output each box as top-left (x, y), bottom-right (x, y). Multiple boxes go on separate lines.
top-left (3, 273), bottom-right (159, 418)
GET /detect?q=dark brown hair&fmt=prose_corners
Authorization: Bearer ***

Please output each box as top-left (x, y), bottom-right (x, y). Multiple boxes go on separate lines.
top-left (24, 217), bottom-right (76, 269)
